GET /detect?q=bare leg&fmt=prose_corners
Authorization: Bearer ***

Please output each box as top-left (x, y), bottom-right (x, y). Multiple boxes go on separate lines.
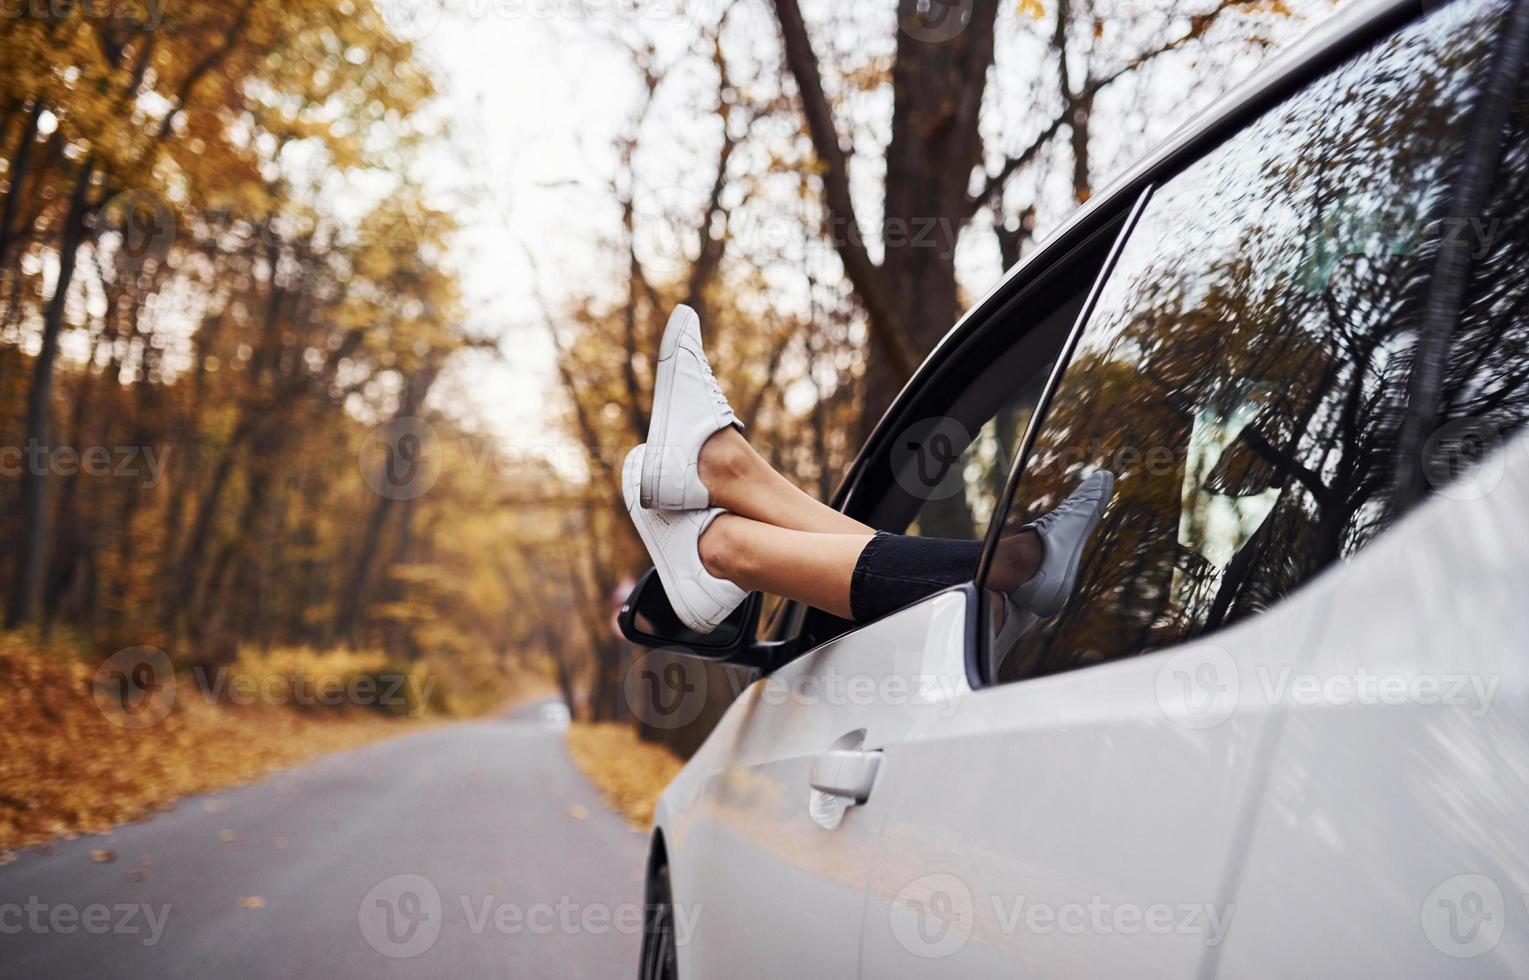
top-left (698, 427), bottom-right (871, 536)
top-left (698, 515), bottom-right (1045, 621)
top-left (700, 514), bottom-right (869, 620)
top-left (693, 429), bottom-right (1046, 619)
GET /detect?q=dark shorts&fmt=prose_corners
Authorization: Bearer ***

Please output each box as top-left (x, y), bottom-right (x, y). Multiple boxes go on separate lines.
top-left (849, 531), bottom-right (984, 623)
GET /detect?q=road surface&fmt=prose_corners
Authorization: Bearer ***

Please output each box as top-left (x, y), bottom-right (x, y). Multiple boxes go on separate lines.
top-left (0, 699), bottom-right (648, 979)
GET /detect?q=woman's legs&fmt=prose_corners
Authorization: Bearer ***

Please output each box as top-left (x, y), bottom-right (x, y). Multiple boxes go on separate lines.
top-left (691, 426), bottom-right (1045, 622)
top-left (697, 516), bottom-right (1045, 623)
top-left (697, 427), bottom-right (871, 535)
top-left (699, 514), bottom-right (870, 620)
top-left (629, 306), bottom-right (1049, 629)
top-left (691, 426), bottom-right (869, 619)
top-left (988, 530), bottom-right (1044, 592)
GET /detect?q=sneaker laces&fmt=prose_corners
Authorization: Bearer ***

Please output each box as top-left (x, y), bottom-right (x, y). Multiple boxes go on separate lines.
top-left (699, 356), bottom-right (732, 418)
top-left (1031, 477), bottom-right (1104, 536)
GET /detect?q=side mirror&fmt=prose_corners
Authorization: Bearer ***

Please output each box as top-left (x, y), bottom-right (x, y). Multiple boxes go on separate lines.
top-left (618, 567), bottom-right (773, 666)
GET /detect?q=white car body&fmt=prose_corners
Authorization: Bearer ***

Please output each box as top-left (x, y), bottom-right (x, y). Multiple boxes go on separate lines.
top-left (641, 0), bottom-right (1529, 974)
top-left (654, 432), bottom-right (1529, 978)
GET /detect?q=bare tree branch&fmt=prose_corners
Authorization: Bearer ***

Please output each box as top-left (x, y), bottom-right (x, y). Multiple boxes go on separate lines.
top-left (971, 0), bottom-right (1263, 216)
top-left (771, 0), bottom-right (916, 380)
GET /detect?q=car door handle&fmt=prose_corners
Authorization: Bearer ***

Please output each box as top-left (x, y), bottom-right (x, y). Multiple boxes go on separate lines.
top-left (809, 749), bottom-right (882, 804)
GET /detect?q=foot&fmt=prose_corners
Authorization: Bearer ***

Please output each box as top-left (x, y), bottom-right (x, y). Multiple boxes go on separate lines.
top-left (623, 445), bottom-right (747, 634)
top-left (640, 305), bottom-right (741, 510)
top-left (991, 598), bottom-right (1041, 657)
top-left (987, 527), bottom-right (1044, 593)
top-left (1010, 470), bottom-right (1116, 618)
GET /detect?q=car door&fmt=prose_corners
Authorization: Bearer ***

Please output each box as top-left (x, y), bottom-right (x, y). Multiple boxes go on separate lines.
top-left (855, 2), bottom-right (1509, 975)
top-left (669, 589), bottom-right (969, 979)
top-left (1211, 10), bottom-right (1529, 972)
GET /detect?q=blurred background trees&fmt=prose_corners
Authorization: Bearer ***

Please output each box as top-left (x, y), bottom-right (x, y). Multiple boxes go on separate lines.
top-left (0, 0), bottom-right (541, 712)
top-left (1, 0), bottom-right (1335, 752)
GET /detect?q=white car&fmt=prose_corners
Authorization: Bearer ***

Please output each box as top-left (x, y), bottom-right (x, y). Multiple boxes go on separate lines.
top-left (620, 0), bottom-right (1529, 974)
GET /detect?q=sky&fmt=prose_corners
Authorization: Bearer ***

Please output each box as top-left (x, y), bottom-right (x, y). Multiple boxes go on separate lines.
top-left (404, 2), bottom-right (654, 438)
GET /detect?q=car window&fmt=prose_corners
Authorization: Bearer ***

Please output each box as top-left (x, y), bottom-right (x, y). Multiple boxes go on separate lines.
top-left (767, 365), bottom-right (1052, 643)
top-left (899, 314), bottom-right (1068, 541)
top-left (768, 230), bottom-right (1117, 654)
top-left (858, 231), bottom-right (1127, 546)
top-left (1423, 50), bottom-right (1529, 492)
top-left (983, 0), bottom-right (1509, 685)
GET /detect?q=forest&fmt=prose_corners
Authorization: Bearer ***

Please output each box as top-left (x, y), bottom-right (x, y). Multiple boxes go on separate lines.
top-left (0, 0), bottom-right (1324, 815)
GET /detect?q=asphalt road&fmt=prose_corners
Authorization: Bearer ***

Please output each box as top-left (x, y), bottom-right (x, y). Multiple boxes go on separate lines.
top-left (0, 699), bottom-right (648, 979)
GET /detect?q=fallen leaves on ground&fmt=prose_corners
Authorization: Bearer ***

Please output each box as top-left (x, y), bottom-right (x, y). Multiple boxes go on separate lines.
top-left (564, 722), bottom-right (683, 829)
top-left (0, 638), bottom-right (432, 853)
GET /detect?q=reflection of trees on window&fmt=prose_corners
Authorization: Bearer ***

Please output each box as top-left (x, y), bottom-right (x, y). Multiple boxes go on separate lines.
top-left (992, 0), bottom-right (1505, 683)
top-left (1433, 72), bottom-right (1529, 461)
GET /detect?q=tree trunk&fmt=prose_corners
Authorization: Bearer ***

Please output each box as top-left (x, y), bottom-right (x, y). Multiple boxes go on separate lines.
top-left (862, 0), bottom-right (999, 434)
top-left (1071, 89), bottom-right (1095, 204)
top-left (6, 159), bottom-right (94, 628)
top-left (0, 101), bottom-right (42, 271)
top-left (166, 417), bottom-right (249, 636)
top-left (333, 366), bottom-right (439, 644)
top-left (773, 0), bottom-right (999, 436)
top-left (42, 320), bottom-right (108, 632)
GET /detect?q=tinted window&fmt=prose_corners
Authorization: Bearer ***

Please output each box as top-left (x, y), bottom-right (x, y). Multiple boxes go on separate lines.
top-left (904, 353), bottom-right (1054, 540)
top-left (861, 268), bottom-right (1092, 541)
top-left (985, 0), bottom-right (1507, 684)
top-left (1422, 48), bottom-right (1529, 488)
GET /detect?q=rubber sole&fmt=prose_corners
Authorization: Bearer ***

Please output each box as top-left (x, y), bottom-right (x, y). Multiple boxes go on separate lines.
top-left (625, 445), bottom-right (719, 634)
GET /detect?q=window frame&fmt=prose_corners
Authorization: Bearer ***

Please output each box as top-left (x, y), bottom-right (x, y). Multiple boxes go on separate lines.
top-left (969, 187), bottom-right (1153, 686)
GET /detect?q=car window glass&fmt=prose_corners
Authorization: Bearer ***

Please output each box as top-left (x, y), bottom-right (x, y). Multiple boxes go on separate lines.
top-left (984, 0), bottom-right (1507, 685)
top-left (904, 363), bottom-right (1053, 540)
top-left (881, 284), bottom-right (1088, 542)
top-left (1425, 50), bottom-right (1529, 491)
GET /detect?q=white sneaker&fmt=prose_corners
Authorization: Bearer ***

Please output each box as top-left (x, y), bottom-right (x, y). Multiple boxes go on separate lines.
top-left (640, 305), bottom-right (741, 510)
top-left (1011, 470), bottom-right (1116, 618)
top-left (623, 445), bottom-right (747, 634)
